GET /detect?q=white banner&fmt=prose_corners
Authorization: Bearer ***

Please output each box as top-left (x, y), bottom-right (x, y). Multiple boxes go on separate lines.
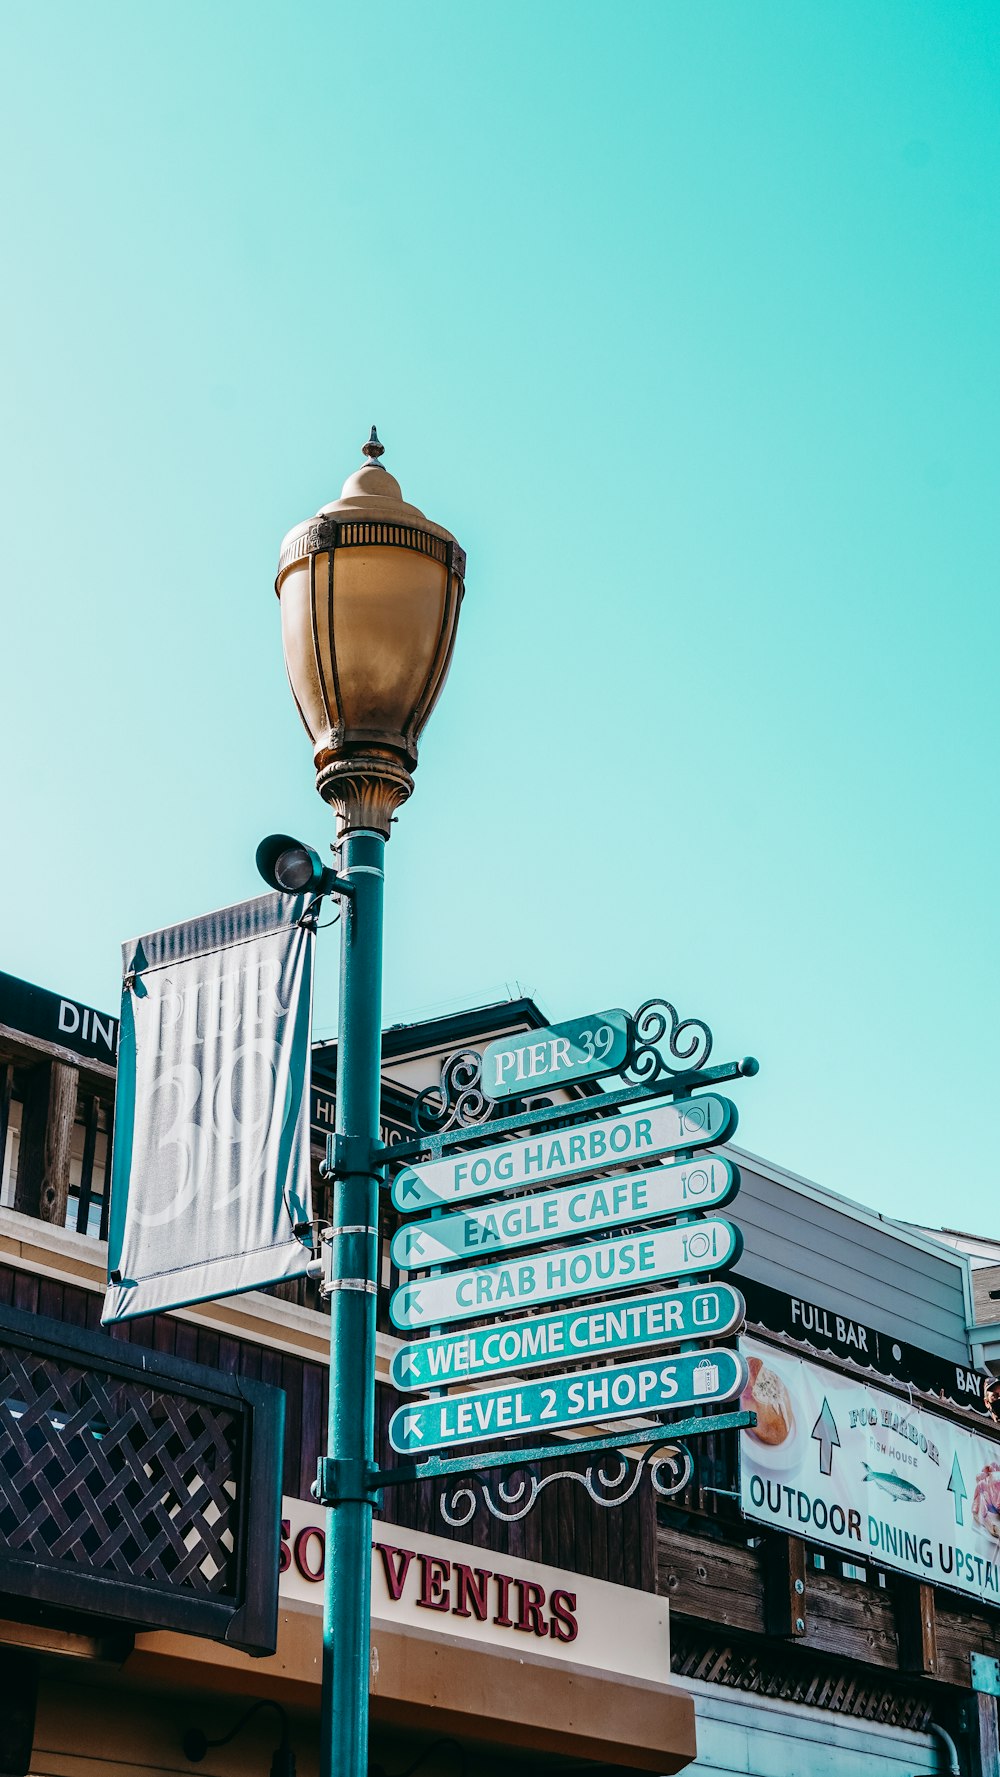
top-left (103, 893), bottom-right (315, 1322)
top-left (740, 1335), bottom-right (1000, 1608)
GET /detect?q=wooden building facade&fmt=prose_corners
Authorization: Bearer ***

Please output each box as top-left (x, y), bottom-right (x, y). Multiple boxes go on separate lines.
top-left (1, 972), bottom-right (999, 1776)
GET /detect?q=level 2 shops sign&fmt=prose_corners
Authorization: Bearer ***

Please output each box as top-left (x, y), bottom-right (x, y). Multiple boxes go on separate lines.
top-left (389, 1346), bottom-right (749, 1453)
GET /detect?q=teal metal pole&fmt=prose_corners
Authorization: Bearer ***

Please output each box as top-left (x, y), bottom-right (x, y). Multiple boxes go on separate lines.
top-left (321, 826), bottom-right (385, 1777)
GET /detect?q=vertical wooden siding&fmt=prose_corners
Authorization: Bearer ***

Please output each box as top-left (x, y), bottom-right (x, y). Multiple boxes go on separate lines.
top-left (0, 1265), bottom-right (656, 1591)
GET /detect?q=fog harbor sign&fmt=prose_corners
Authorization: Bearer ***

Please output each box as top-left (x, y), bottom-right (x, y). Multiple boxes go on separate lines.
top-left (392, 1092), bottom-right (738, 1211)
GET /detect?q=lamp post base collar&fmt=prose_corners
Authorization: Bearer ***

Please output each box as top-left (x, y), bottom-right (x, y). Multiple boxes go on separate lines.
top-left (316, 751), bottom-right (414, 838)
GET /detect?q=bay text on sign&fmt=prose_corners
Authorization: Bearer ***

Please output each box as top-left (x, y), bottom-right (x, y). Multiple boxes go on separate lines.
top-left (391, 1157), bottom-right (739, 1270)
top-left (389, 1346), bottom-right (750, 1452)
top-left (390, 1281), bottom-right (746, 1391)
top-left (480, 1010), bottom-right (630, 1101)
top-left (390, 1217), bottom-right (743, 1330)
top-left (392, 1094), bottom-right (738, 1212)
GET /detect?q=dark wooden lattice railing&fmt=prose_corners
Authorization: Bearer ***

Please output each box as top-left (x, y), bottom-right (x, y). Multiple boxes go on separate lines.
top-left (0, 1302), bottom-right (283, 1655)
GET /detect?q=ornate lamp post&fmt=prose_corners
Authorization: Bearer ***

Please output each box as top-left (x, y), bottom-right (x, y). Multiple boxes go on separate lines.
top-left (274, 431), bottom-right (466, 1777)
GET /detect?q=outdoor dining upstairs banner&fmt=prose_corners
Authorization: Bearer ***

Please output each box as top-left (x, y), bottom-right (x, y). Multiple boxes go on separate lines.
top-left (740, 1334), bottom-right (1000, 1609)
top-left (103, 893), bottom-right (315, 1323)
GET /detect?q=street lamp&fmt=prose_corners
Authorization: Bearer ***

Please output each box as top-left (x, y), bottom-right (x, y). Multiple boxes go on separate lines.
top-left (274, 429), bottom-right (466, 1777)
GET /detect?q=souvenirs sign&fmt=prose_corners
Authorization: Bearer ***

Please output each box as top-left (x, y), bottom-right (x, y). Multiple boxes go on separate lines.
top-left (390, 1218), bottom-right (743, 1331)
top-left (480, 1010), bottom-right (631, 1100)
top-left (392, 1093), bottom-right (738, 1212)
top-left (390, 1281), bottom-right (747, 1392)
top-left (390, 1156), bottom-right (739, 1270)
top-left (389, 1346), bottom-right (750, 1453)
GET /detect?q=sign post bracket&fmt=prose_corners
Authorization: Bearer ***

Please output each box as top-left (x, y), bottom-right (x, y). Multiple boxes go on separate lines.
top-left (389, 1056), bottom-right (759, 1167)
top-left (370, 1408), bottom-right (755, 1490)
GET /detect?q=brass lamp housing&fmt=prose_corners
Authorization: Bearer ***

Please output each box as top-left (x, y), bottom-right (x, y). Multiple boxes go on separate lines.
top-left (275, 439), bottom-right (466, 836)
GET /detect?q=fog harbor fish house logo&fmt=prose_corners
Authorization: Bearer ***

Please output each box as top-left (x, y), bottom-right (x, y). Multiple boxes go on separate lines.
top-left (848, 1401), bottom-right (941, 1470)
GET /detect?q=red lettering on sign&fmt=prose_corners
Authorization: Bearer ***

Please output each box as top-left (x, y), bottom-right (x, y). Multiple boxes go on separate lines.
top-left (515, 1580), bottom-right (549, 1637)
top-left (452, 1563), bottom-right (492, 1621)
top-left (278, 1518), bottom-right (291, 1575)
top-left (294, 1526), bottom-right (325, 1582)
top-left (549, 1588), bottom-right (579, 1642)
top-left (493, 1573), bottom-right (514, 1628)
top-left (417, 1555), bottom-right (451, 1612)
top-left (374, 1542), bottom-right (415, 1602)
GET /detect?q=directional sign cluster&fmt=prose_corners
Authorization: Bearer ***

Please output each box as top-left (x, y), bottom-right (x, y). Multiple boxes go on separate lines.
top-left (391, 1155), bottom-right (738, 1271)
top-left (388, 1013), bottom-right (750, 1457)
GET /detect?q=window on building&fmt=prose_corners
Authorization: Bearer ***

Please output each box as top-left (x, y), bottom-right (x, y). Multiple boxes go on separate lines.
top-left (0, 1064), bottom-right (112, 1240)
top-left (1, 1095), bottom-right (21, 1207)
top-left (66, 1093), bottom-right (112, 1239)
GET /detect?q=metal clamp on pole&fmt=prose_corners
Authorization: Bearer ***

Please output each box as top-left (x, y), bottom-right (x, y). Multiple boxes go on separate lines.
top-left (306, 1226), bottom-right (380, 1299)
top-left (312, 1458), bottom-right (383, 1511)
top-left (320, 1134), bottom-right (388, 1181)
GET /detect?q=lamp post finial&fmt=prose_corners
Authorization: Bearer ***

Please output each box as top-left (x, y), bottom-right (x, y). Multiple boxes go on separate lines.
top-left (361, 426), bottom-right (385, 468)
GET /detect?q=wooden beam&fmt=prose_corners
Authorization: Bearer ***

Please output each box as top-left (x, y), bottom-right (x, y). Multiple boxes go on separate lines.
top-left (13, 1061), bottom-right (78, 1225)
top-left (964, 1692), bottom-right (1000, 1777)
top-left (764, 1533), bottom-right (807, 1638)
top-left (0, 1648), bottom-right (37, 1774)
top-left (0, 1063), bottom-right (12, 1193)
top-left (894, 1577), bottom-right (938, 1675)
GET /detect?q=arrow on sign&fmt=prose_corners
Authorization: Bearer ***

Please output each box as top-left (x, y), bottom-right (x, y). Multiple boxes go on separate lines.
top-left (402, 1413), bottom-right (423, 1444)
top-left (810, 1397), bottom-right (841, 1476)
top-left (948, 1452), bottom-right (968, 1526)
top-left (396, 1171), bottom-right (421, 1203)
top-left (402, 1230), bottom-right (426, 1264)
top-left (398, 1286), bottom-right (424, 1319)
top-left (396, 1348), bottom-right (420, 1382)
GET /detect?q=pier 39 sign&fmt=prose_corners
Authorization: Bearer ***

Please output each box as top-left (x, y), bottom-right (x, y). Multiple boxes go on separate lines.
top-left (480, 1009), bottom-right (631, 1100)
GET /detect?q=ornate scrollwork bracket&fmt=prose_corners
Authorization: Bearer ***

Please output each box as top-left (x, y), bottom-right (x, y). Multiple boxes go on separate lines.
top-left (439, 1442), bottom-right (694, 1526)
top-left (412, 997), bottom-right (717, 1135)
top-left (618, 997), bottom-right (714, 1088)
top-left (412, 1049), bottom-right (492, 1134)
top-left (413, 1048), bottom-right (555, 1135)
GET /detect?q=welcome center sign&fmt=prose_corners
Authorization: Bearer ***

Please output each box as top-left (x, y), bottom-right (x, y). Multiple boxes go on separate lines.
top-left (740, 1335), bottom-right (1000, 1608)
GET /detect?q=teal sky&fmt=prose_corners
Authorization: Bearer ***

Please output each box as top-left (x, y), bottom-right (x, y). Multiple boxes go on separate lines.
top-left (1, 3), bottom-right (997, 1236)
